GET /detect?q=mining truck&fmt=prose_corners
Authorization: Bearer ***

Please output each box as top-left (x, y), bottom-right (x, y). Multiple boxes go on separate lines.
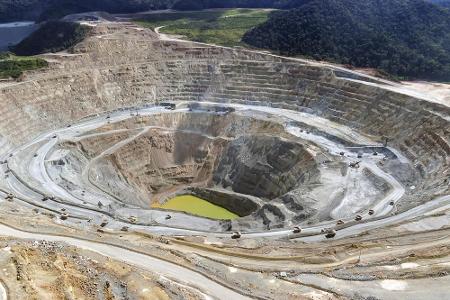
top-left (324, 229), bottom-right (336, 239)
top-left (160, 102), bottom-right (176, 110)
top-left (231, 231), bottom-right (241, 239)
top-left (292, 226), bottom-right (302, 234)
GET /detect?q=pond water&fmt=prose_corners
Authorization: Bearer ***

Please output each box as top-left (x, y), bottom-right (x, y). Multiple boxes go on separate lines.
top-left (154, 195), bottom-right (239, 220)
top-left (0, 21), bottom-right (39, 51)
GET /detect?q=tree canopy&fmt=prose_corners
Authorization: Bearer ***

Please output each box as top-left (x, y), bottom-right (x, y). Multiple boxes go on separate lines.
top-left (13, 21), bottom-right (91, 56)
top-left (0, 0), bottom-right (177, 22)
top-left (243, 0), bottom-right (450, 81)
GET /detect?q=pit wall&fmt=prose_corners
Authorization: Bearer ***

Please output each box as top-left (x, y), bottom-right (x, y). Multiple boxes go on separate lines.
top-left (0, 24), bottom-right (448, 204)
top-left (186, 187), bottom-right (262, 217)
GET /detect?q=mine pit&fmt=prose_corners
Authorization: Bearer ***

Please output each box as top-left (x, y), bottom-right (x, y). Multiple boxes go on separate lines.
top-left (10, 104), bottom-right (404, 233)
top-left (47, 109), bottom-right (325, 229)
top-left (0, 20), bottom-right (448, 299)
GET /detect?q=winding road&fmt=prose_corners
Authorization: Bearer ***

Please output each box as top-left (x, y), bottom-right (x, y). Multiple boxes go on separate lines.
top-left (0, 100), bottom-right (447, 300)
top-left (0, 20), bottom-right (447, 300)
top-left (0, 223), bottom-right (249, 300)
top-left (0, 102), bottom-right (448, 242)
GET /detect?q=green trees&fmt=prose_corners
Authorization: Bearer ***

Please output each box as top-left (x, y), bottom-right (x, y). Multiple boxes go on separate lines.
top-left (0, 0), bottom-right (178, 22)
top-left (0, 53), bottom-right (48, 79)
top-left (0, 0), bottom-right (315, 22)
top-left (135, 9), bottom-right (270, 46)
top-left (1, 0), bottom-right (445, 23)
top-left (243, 0), bottom-right (450, 81)
top-left (13, 21), bottom-right (90, 56)
top-left (429, 0), bottom-right (450, 8)
top-left (172, 0), bottom-right (283, 10)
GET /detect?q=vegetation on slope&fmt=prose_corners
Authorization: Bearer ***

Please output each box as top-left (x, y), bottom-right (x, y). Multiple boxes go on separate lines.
top-left (1, 0), bottom-right (447, 22)
top-left (13, 21), bottom-right (90, 56)
top-left (0, 52), bottom-right (47, 79)
top-left (171, 0), bottom-right (308, 10)
top-left (243, 0), bottom-right (450, 81)
top-left (0, 0), bottom-right (177, 22)
top-left (0, 0), bottom-right (314, 22)
top-left (429, 0), bottom-right (450, 8)
top-left (136, 9), bottom-right (271, 47)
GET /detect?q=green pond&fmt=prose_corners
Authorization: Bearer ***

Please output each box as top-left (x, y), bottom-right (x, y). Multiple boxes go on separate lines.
top-left (156, 195), bottom-right (239, 220)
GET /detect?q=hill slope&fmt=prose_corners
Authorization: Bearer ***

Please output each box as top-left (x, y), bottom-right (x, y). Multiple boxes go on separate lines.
top-left (0, 52), bottom-right (47, 79)
top-left (429, 0), bottom-right (450, 8)
top-left (13, 21), bottom-right (91, 55)
top-left (0, 0), bottom-right (177, 22)
top-left (171, 0), bottom-right (309, 10)
top-left (135, 9), bottom-right (271, 47)
top-left (0, 0), bottom-right (314, 22)
top-left (243, 0), bottom-right (450, 81)
top-left (2, 0), bottom-right (446, 22)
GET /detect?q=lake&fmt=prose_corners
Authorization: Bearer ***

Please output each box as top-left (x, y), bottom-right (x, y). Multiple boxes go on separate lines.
top-left (0, 21), bottom-right (39, 51)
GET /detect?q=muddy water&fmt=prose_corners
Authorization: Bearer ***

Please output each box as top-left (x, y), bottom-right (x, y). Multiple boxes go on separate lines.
top-left (156, 195), bottom-right (239, 220)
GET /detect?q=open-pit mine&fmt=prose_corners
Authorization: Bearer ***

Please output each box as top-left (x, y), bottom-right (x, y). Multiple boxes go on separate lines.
top-left (0, 20), bottom-right (449, 300)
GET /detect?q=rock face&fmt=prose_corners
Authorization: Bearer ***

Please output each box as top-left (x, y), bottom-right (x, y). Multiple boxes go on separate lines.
top-left (72, 112), bottom-right (290, 206)
top-left (44, 106), bottom-right (327, 229)
top-left (93, 129), bottom-right (227, 205)
top-left (188, 187), bottom-right (262, 217)
top-left (214, 135), bottom-right (319, 200)
top-left (55, 110), bottom-right (321, 227)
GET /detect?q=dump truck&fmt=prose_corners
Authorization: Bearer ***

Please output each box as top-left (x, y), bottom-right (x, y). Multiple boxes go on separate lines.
top-left (292, 226), bottom-right (302, 234)
top-left (160, 102), bottom-right (176, 110)
top-left (325, 229), bottom-right (336, 239)
top-left (231, 231), bottom-right (241, 239)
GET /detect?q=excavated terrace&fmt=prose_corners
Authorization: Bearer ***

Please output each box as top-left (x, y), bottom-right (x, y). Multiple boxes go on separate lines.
top-left (0, 21), bottom-right (447, 236)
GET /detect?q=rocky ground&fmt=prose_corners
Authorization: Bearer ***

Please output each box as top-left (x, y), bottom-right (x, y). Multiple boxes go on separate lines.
top-left (0, 237), bottom-right (205, 300)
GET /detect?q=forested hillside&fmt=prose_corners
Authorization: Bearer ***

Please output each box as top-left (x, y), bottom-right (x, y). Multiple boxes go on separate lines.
top-left (13, 21), bottom-right (91, 55)
top-left (429, 0), bottom-right (450, 8)
top-left (1, 0), bottom-right (448, 22)
top-left (243, 0), bottom-right (450, 81)
top-left (171, 0), bottom-right (310, 10)
top-left (4, 0), bottom-right (450, 81)
top-left (0, 52), bottom-right (47, 79)
top-left (0, 0), bottom-right (314, 22)
top-left (0, 0), bottom-right (177, 22)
